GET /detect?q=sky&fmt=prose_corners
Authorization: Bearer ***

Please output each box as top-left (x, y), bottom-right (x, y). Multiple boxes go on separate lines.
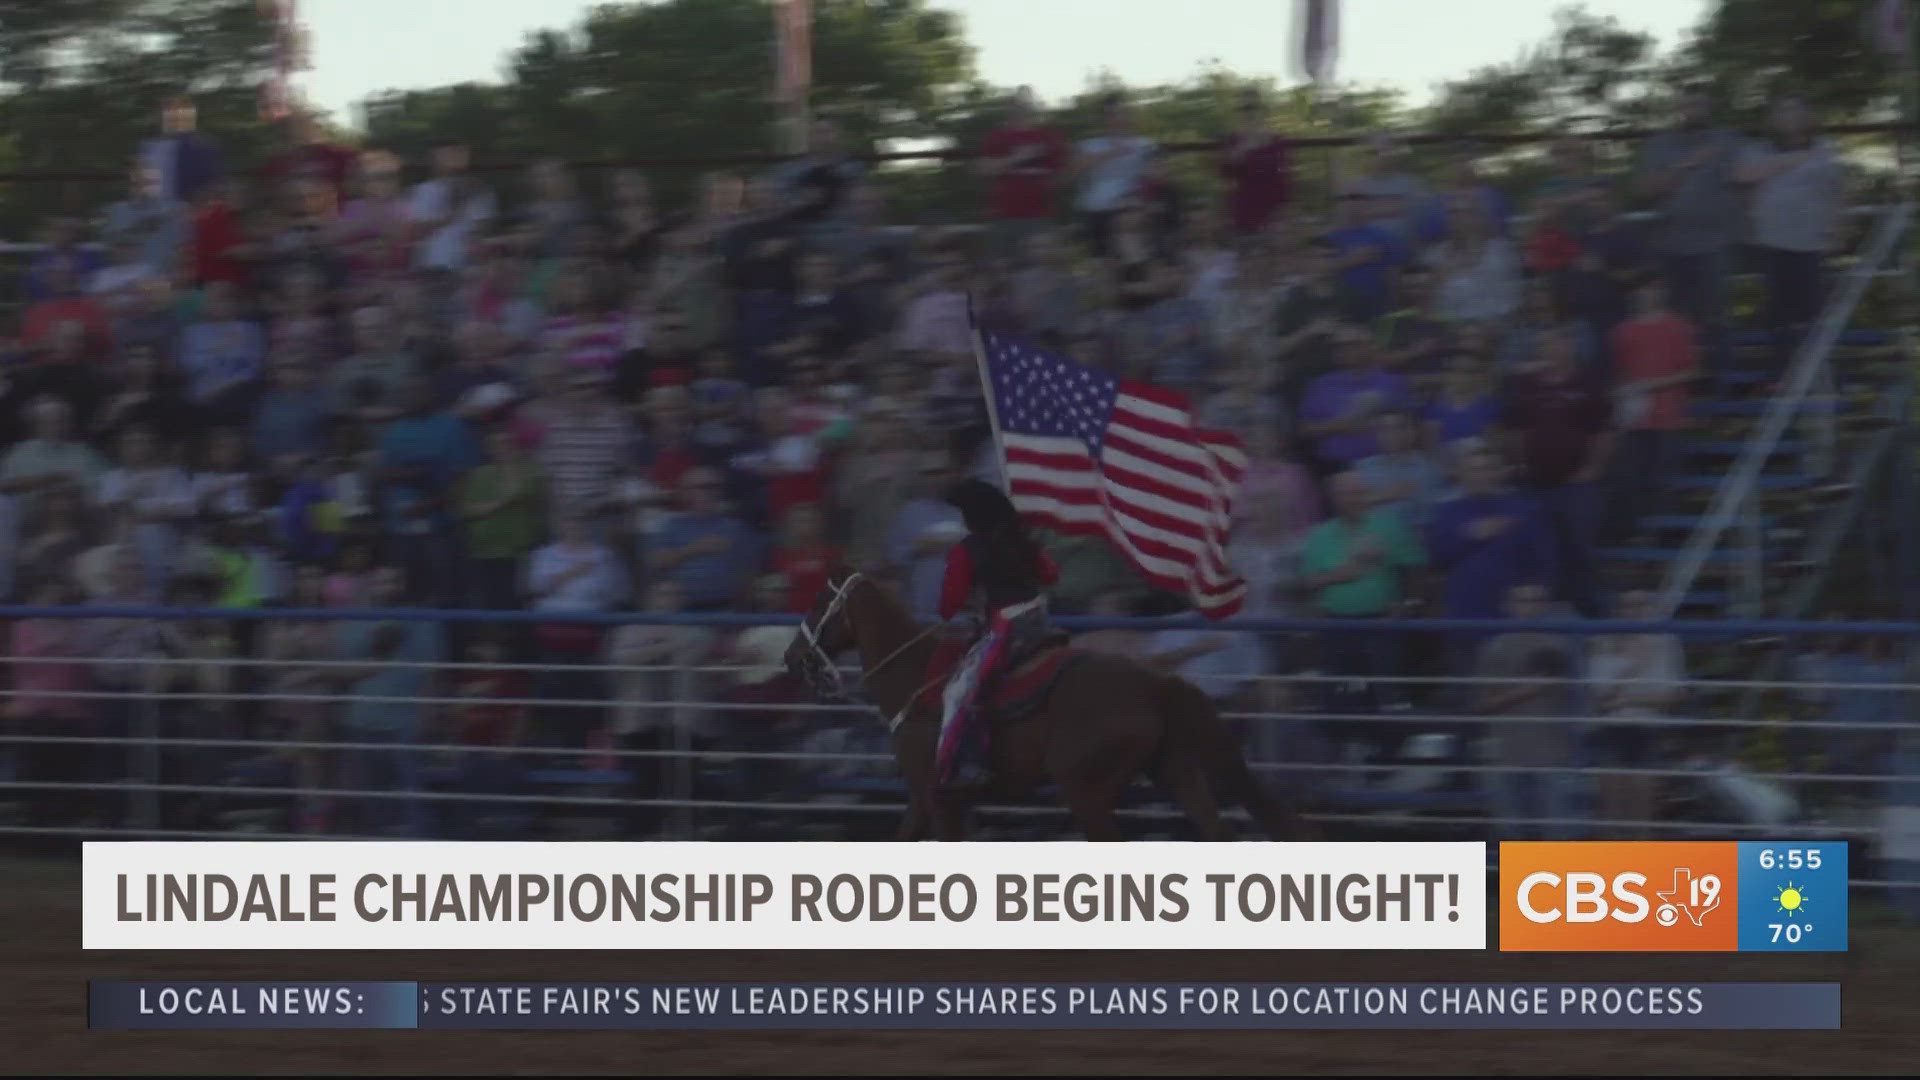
top-left (300, 0), bottom-right (1711, 129)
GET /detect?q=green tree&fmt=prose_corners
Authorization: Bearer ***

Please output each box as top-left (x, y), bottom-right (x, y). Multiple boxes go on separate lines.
top-left (363, 0), bottom-right (976, 208)
top-left (0, 0), bottom-right (280, 230)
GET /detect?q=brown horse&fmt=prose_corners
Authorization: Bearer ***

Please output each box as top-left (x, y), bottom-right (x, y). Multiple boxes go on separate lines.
top-left (781, 566), bottom-right (1311, 841)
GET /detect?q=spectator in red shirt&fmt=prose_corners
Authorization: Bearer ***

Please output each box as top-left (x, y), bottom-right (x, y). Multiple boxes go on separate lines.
top-left (190, 176), bottom-right (247, 289)
top-left (438, 630), bottom-right (529, 838)
top-left (1603, 277), bottom-right (1700, 546)
top-left (1500, 328), bottom-right (1614, 616)
top-left (979, 87), bottom-right (1069, 250)
top-left (769, 503), bottom-right (841, 614)
top-left (21, 259), bottom-right (113, 364)
top-left (262, 110), bottom-right (357, 209)
top-left (1218, 88), bottom-right (1292, 237)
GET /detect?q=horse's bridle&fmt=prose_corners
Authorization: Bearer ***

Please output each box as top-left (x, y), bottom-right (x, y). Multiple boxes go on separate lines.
top-left (794, 571), bottom-right (866, 698)
top-left (794, 572), bottom-right (942, 722)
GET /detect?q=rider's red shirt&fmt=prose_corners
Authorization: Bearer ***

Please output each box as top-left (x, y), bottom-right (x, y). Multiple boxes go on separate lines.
top-left (937, 542), bottom-right (1059, 621)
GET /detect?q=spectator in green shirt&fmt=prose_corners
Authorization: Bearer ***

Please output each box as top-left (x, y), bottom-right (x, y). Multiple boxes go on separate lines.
top-left (461, 426), bottom-right (546, 612)
top-left (1300, 471), bottom-right (1425, 617)
top-left (1299, 471), bottom-right (1426, 769)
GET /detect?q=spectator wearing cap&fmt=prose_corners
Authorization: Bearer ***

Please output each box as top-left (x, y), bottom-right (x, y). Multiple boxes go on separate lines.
top-left (1218, 87), bottom-right (1293, 238)
top-left (1632, 87), bottom-right (1743, 375)
top-left (649, 466), bottom-right (762, 612)
top-left (377, 375), bottom-right (482, 605)
top-left (980, 87), bottom-right (1071, 252)
top-left (438, 320), bottom-right (519, 412)
top-left (140, 93), bottom-right (223, 205)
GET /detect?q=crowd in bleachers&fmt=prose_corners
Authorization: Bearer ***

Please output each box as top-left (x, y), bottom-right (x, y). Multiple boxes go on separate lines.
top-left (0, 81), bottom-right (1870, 837)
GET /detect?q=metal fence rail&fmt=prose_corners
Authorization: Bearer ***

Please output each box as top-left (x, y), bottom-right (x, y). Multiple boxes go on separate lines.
top-left (1, 609), bottom-right (1916, 905)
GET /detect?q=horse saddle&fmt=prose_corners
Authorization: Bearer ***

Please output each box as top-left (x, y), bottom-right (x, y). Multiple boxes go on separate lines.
top-left (927, 629), bottom-right (1077, 725)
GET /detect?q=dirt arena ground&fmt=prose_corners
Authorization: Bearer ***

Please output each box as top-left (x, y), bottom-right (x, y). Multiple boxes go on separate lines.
top-left (5, 857), bottom-right (1916, 1075)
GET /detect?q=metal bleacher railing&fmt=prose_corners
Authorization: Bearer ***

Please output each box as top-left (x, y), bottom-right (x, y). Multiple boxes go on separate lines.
top-left (0, 607), bottom-right (1917, 907)
top-left (1655, 198), bottom-right (1917, 620)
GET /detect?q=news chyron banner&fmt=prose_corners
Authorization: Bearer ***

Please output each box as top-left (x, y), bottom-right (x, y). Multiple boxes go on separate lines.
top-left (1498, 842), bottom-right (1848, 952)
top-left (83, 841), bottom-right (1487, 951)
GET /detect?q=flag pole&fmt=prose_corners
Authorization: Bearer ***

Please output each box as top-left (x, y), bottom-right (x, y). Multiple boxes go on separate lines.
top-left (967, 300), bottom-right (1011, 491)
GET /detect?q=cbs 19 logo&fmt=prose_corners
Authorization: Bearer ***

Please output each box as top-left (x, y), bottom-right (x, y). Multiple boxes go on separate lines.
top-left (1515, 870), bottom-right (1723, 926)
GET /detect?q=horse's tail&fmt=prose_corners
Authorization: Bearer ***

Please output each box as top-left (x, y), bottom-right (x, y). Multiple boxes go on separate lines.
top-left (1151, 674), bottom-right (1317, 841)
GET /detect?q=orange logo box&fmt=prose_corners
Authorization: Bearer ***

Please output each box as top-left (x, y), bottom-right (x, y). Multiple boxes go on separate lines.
top-left (1499, 842), bottom-right (1740, 952)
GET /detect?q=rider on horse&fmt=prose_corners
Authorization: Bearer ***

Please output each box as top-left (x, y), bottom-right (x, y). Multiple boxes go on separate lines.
top-left (936, 478), bottom-right (1059, 790)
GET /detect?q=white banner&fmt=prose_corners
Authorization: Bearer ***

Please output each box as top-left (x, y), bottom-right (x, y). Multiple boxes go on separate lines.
top-left (84, 841), bottom-right (1487, 951)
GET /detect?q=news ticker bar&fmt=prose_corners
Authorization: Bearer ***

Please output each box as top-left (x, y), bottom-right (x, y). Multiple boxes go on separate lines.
top-left (81, 841), bottom-right (1849, 952)
top-left (87, 982), bottom-right (1840, 1031)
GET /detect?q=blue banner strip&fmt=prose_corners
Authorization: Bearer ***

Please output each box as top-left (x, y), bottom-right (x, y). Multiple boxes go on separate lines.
top-left (88, 982), bottom-right (1839, 1031)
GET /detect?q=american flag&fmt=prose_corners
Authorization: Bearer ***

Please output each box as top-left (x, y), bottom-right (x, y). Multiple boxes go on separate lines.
top-left (976, 326), bottom-right (1247, 619)
top-left (1295, 0), bottom-right (1340, 87)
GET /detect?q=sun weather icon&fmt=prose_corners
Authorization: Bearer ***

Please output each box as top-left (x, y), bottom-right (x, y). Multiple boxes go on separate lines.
top-left (1774, 882), bottom-right (1808, 919)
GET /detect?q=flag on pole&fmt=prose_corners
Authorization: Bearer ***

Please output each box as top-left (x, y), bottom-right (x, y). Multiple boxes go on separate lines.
top-left (1294, 0), bottom-right (1340, 87)
top-left (775, 0), bottom-right (813, 105)
top-left (974, 324), bottom-right (1248, 619)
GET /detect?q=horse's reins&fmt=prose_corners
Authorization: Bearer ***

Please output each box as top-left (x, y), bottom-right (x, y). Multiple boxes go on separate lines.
top-left (796, 572), bottom-right (945, 730)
